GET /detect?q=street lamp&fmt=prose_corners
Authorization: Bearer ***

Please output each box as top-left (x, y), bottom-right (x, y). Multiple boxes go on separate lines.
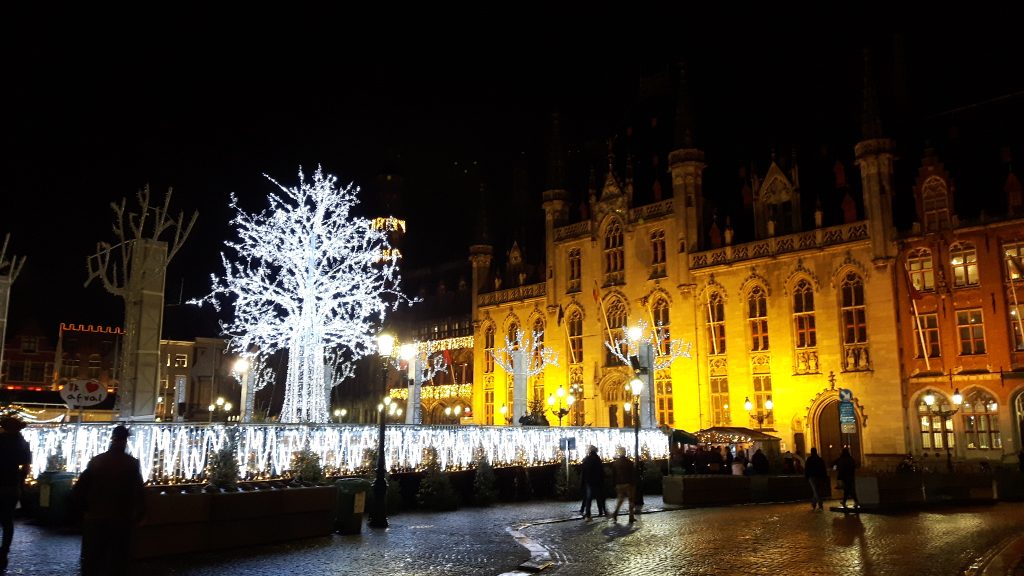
top-left (333, 408), bottom-right (347, 423)
top-left (744, 396), bottom-right (773, 432)
top-left (208, 396), bottom-right (232, 423)
top-left (499, 404), bottom-right (513, 425)
top-left (547, 386), bottom-right (574, 426)
top-left (369, 332), bottom-right (394, 529)
top-left (923, 388), bottom-right (963, 473)
top-left (444, 405), bottom-right (463, 425)
top-left (568, 382), bottom-right (584, 426)
top-left (628, 376), bottom-right (644, 509)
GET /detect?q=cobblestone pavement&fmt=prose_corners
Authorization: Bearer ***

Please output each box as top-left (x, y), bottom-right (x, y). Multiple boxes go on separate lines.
top-left (522, 500), bottom-right (1024, 576)
top-left (3, 498), bottom-right (1023, 575)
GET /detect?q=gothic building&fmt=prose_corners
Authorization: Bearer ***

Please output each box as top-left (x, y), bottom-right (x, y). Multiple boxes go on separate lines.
top-left (467, 53), bottom-right (1023, 469)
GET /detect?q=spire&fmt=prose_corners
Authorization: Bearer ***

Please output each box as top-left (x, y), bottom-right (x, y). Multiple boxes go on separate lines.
top-left (861, 46), bottom-right (883, 140)
top-left (673, 61), bottom-right (696, 149)
top-left (545, 111), bottom-right (568, 191)
top-left (473, 181), bottom-right (491, 246)
top-left (600, 137), bottom-right (623, 200)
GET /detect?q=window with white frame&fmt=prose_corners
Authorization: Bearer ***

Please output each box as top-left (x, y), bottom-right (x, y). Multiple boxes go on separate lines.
top-left (950, 242), bottom-right (979, 287)
top-left (907, 248), bottom-right (934, 291)
top-left (956, 308), bottom-right (986, 355)
top-left (961, 388), bottom-right (1001, 450)
top-left (918, 392), bottom-right (954, 449)
top-left (913, 313), bottom-right (941, 358)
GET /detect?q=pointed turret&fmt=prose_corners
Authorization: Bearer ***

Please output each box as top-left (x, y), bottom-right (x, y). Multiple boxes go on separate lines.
top-left (854, 44), bottom-right (897, 263)
top-left (668, 60), bottom-right (706, 287)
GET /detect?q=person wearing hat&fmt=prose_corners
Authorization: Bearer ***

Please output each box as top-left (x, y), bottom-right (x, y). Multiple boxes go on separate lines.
top-left (579, 445), bottom-right (606, 521)
top-left (72, 425), bottom-right (145, 576)
top-left (0, 414), bottom-right (31, 570)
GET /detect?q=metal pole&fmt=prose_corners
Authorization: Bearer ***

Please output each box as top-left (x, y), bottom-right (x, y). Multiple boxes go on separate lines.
top-left (369, 357), bottom-right (389, 528)
top-left (634, 394), bottom-right (644, 509)
top-left (944, 413), bottom-right (954, 473)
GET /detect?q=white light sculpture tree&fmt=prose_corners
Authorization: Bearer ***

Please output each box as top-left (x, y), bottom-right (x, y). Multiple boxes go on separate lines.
top-left (193, 167), bottom-right (406, 423)
top-left (399, 344), bottom-right (448, 425)
top-left (605, 319), bottom-right (692, 428)
top-left (491, 329), bottom-right (558, 425)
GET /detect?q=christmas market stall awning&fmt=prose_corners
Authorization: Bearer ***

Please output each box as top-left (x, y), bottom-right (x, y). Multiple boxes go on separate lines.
top-left (695, 427), bottom-right (780, 444)
top-left (671, 429), bottom-right (700, 445)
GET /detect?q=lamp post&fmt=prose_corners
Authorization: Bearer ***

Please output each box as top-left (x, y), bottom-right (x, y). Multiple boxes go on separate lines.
top-left (499, 404), bottom-right (513, 425)
top-left (444, 405), bottom-right (463, 425)
top-left (744, 396), bottom-right (773, 432)
top-left (208, 396), bottom-right (232, 423)
top-left (333, 408), bottom-right (347, 423)
top-left (923, 388), bottom-right (963, 473)
top-left (568, 382), bottom-right (584, 426)
top-left (369, 333), bottom-right (394, 529)
top-left (628, 376), bottom-right (644, 508)
top-left (547, 386), bottom-right (574, 426)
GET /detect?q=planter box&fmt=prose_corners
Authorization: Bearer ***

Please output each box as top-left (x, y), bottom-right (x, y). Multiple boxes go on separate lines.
top-left (923, 473), bottom-right (994, 503)
top-left (133, 486), bottom-right (335, 559)
top-left (995, 470), bottom-right (1024, 501)
top-left (749, 475), bottom-right (812, 503)
top-left (855, 475), bottom-right (924, 507)
top-left (662, 475), bottom-right (750, 506)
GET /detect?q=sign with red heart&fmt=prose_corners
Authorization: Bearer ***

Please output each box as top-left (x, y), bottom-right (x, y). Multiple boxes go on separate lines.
top-left (61, 379), bottom-right (108, 408)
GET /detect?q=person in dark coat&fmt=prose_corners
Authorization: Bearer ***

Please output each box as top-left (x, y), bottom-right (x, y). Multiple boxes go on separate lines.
top-left (0, 415), bottom-right (31, 570)
top-left (832, 447), bottom-right (860, 509)
top-left (580, 445), bottom-right (606, 520)
top-left (72, 425), bottom-right (146, 576)
top-left (610, 447), bottom-right (636, 523)
top-left (751, 448), bottom-right (770, 474)
top-left (804, 447), bottom-right (828, 511)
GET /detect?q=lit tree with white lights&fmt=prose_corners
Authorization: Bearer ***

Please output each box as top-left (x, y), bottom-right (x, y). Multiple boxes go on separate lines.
top-left (491, 329), bottom-right (558, 425)
top-left (194, 167), bottom-right (406, 423)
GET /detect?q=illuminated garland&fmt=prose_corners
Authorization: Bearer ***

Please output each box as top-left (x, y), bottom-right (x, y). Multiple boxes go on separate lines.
top-left (419, 336), bottom-right (474, 354)
top-left (22, 423), bottom-right (669, 483)
top-left (390, 384), bottom-right (472, 401)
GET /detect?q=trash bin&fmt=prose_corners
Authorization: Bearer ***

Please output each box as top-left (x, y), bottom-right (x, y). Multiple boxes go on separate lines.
top-left (37, 471), bottom-right (77, 525)
top-left (334, 478), bottom-right (372, 534)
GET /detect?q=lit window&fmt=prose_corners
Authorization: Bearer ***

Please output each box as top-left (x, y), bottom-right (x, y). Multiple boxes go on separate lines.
top-left (913, 313), bottom-right (941, 358)
top-left (950, 242), bottom-right (979, 287)
top-left (747, 286), bottom-right (768, 351)
top-left (567, 248), bottom-right (581, 293)
top-left (652, 297), bottom-right (671, 354)
top-left (484, 325), bottom-right (495, 374)
top-left (650, 229), bottom-right (666, 278)
top-left (752, 375), bottom-right (773, 427)
top-left (605, 298), bottom-right (627, 365)
top-left (568, 310), bottom-right (583, 364)
top-left (961, 389), bottom-right (1000, 450)
top-left (918, 391), bottom-right (954, 450)
top-left (706, 292), bottom-right (726, 355)
top-left (793, 280), bottom-right (816, 349)
top-left (956, 308), bottom-right (986, 355)
top-left (710, 376), bottom-right (730, 426)
top-left (907, 248), bottom-right (934, 291)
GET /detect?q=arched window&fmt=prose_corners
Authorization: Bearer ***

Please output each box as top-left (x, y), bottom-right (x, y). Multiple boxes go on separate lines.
top-left (841, 272), bottom-right (869, 370)
top-left (568, 310), bottom-right (583, 364)
top-left (961, 389), bottom-right (1001, 450)
top-left (907, 248), bottom-right (934, 291)
top-left (655, 369), bottom-right (673, 426)
top-left (747, 286), bottom-right (768, 351)
top-left (650, 229), bottom-right (666, 277)
top-left (604, 220), bottom-right (624, 283)
top-left (922, 177), bottom-right (950, 232)
top-left (483, 325), bottom-right (495, 374)
top-left (918, 391), bottom-right (954, 450)
top-left (793, 280), bottom-right (816, 349)
top-left (531, 317), bottom-right (545, 403)
top-left (652, 297), bottom-right (671, 354)
top-left (605, 298), bottom-right (627, 365)
top-left (950, 242), bottom-right (979, 287)
top-left (706, 292), bottom-right (726, 355)
top-left (567, 248), bottom-right (582, 293)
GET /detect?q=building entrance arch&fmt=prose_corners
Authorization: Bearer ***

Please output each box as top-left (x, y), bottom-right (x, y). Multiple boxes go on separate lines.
top-left (813, 396), bottom-right (863, 467)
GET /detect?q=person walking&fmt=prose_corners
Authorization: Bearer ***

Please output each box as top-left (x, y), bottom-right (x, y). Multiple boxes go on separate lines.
top-left (833, 447), bottom-right (860, 510)
top-left (610, 446), bottom-right (636, 523)
top-left (804, 447), bottom-right (828, 511)
top-left (72, 425), bottom-right (146, 576)
top-left (0, 415), bottom-right (31, 570)
top-left (580, 445), bottom-right (606, 521)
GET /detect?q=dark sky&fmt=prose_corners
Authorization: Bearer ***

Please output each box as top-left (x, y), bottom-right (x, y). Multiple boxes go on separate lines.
top-left (2, 12), bottom-right (1021, 341)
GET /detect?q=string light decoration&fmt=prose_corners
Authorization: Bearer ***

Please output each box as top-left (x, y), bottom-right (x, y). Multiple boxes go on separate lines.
top-left (491, 329), bottom-right (558, 375)
top-left (21, 423), bottom-right (668, 483)
top-left (389, 384), bottom-right (472, 401)
top-left (191, 167), bottom-right (408, 423)
top-left (604, 319), bottom-right (692, 370)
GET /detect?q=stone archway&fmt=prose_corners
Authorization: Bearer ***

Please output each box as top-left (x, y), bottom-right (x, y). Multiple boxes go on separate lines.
top-left (813, 397), bottom-right (863, 467)
top-left (599, 369), bottom-right (630, 429)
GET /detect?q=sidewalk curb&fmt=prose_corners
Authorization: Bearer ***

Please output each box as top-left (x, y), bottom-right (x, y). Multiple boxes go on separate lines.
top-left (967, 532), bottom-right (1024, 576)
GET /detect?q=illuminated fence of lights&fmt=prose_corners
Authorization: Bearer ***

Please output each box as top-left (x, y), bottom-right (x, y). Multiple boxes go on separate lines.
top-left (22, 424), bottom-right (669, 484)
top-left (390, 384), bottom-right (472, 401)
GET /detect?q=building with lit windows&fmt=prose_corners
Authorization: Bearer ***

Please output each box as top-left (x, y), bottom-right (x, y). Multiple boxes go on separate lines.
top-left (468, 55), bottom-right (955, 468)
top-left (896, 149), bottom-right (1024, 464)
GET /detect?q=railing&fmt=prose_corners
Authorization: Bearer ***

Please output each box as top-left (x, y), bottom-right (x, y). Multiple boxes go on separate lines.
top-left (478, 283), bottom-right (546, 307)
top-left (630, 199), bottom-right (674, 223)
top-left (554, 220), bottom-right (593, 242)
top-left (690, 221), bottom-right (870, 270)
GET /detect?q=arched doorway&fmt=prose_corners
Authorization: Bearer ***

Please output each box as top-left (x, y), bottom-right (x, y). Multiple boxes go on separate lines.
top-left (816, 399), bottom-right (862, 466)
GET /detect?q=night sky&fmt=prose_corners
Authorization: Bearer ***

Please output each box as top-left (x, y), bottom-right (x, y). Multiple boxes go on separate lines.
top-left (2, 13), bottom-right (1021, 342)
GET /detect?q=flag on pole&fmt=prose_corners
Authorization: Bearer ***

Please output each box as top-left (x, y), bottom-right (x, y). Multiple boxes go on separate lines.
top-left (1008, 252), bottom-right (1024, 279)
top-left (592, 284), bottom-right (601, 304)
top-left (904, 262), bottom-right (930, 370)
top-left (557, 304), bottom-right (565, 326)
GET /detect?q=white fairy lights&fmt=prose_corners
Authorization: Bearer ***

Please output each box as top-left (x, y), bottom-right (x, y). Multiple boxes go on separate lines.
top-left (191, 166), bottom-right (407, 423)
top-left (21, 423), bottom-right (668, 483)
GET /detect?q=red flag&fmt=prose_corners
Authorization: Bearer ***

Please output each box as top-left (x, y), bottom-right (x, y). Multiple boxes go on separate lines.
top-left (442, 349), bottom-right (452, 369)
top-left (904, 264), bottom-right (923, 300)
